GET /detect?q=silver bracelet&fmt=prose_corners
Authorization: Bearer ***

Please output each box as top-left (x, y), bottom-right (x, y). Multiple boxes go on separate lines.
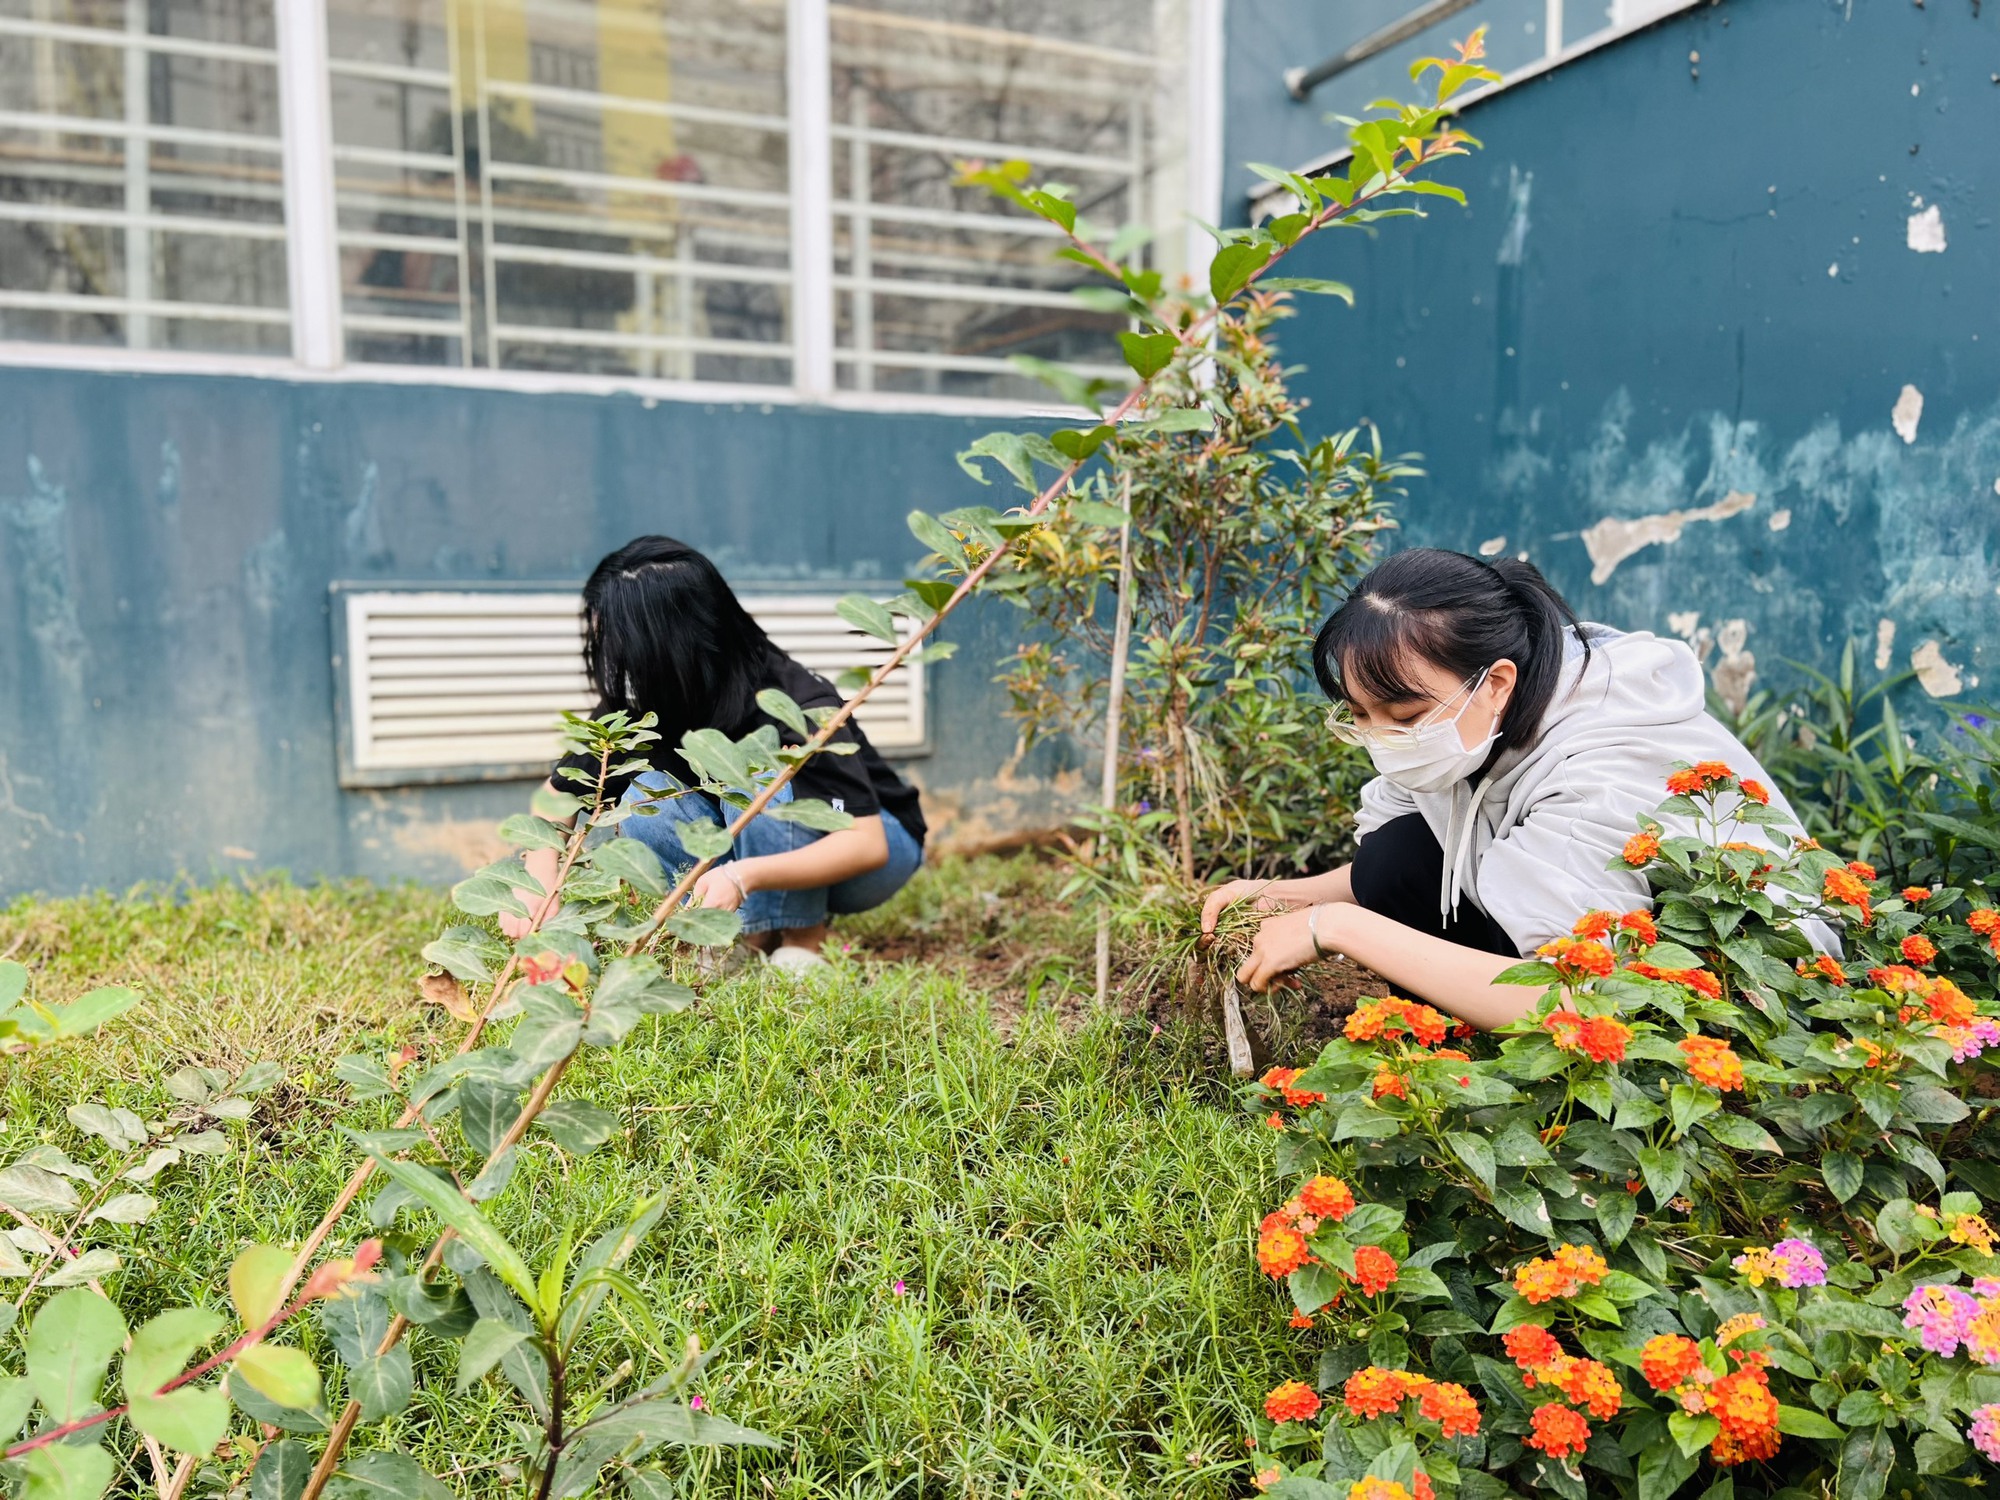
top-left (1308, 903), bottom-right (1331, 959)
top-left (721, 867), bottom-right (749, 902)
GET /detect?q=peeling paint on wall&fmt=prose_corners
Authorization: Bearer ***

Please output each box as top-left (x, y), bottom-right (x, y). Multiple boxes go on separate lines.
top-left (1911, 640), bottom-right (1963, 697)
top-left (1710, 619), bottom-right (1757, 716)
top-left (1580, 490), bottom-right (1756, 584)
top-left (1907, 202), bottom-right (1947, 254)
top-left (1893, 385), bottom-right (1924, 445)
top-left (1875, 618), bottom-right (1897, 673)
top-left (1768, 508), bottom-right (1791, 531)
top-left (1667, 611), bottom-right (1701, 638)
top-left (1478, 535), bottom-right (1507, 557)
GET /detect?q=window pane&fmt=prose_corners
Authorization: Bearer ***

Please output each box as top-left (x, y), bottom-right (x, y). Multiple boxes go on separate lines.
top-left (0, 0), bottom-right (289, 354)
top-left (328, 0), bottom-right (792, 383)
top-left (831, 0), bottom-right (1189, 402)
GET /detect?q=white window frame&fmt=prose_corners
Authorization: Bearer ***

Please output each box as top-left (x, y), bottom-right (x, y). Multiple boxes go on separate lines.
top-left (0, 0), bottom-right (1224, 418)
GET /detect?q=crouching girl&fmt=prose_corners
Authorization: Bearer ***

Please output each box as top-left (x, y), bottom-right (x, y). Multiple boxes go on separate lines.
top-left (503, 536), bottom-right (925, 973)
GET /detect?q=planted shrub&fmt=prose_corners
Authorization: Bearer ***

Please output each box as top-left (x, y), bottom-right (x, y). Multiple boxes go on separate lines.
top-left (1244, 764), bottom-right (2000, 1498)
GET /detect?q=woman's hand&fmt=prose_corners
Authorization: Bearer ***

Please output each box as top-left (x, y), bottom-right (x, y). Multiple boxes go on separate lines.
top-left (691, 865), bottom-right (749, 912)
top-left (1200, 878), bottom-right (1291, 935)
top-left (499, 889), bottom-right (559, 940)
top-left (1237, 905), bottom-right (1338, 993)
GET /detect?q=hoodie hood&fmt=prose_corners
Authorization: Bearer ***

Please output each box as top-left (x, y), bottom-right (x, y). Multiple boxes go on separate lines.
top-left (1354, 625), bottom-right (1832, 955)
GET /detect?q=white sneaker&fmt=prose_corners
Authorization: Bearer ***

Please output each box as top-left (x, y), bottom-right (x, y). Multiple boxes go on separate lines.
top-left (767, 944), bottom-right (829, 976)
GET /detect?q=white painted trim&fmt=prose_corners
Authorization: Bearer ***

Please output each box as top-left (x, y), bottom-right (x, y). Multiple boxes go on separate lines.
top-left (0, 340), bottom-right (1084, 418)
top-left (1245, 0), bottom-right (1705, 215)
top-left (274, 0), bottom-right (342, 369)
top-left (1185, 0), bottom-right (1226, 291)
top-left (787, 0), bottom-right (836, 399)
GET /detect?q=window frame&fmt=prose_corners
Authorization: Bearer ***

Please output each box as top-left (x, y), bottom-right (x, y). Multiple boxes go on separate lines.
top-left (0, 0), bottom-right (1224, 417)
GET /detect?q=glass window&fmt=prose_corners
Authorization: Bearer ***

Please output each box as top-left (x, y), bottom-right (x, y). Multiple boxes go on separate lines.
top-left (830, 0), bottom-right (1191, 403)
top-left (0, 0), bottom-right (290, 353)
top-left (326, 0), bottom-right (792, 383)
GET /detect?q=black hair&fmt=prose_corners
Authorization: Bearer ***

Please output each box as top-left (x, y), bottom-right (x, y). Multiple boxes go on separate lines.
top-left (1311, 548), bottom-right (1588, 758)
top-left (581, 536), bottom-right (783, 768)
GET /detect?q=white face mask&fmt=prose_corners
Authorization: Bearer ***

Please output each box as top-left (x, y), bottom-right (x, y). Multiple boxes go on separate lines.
top-left (1341, 669), bottom-right (1500, 794)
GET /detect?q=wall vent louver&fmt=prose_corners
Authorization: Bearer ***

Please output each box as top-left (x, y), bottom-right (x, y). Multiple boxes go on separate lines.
top-left (334, 588), bottom-right (925, 788)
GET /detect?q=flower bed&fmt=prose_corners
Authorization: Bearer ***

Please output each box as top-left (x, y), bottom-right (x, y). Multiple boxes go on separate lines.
top-left (1244, 766), bottom-right (2000, 1499)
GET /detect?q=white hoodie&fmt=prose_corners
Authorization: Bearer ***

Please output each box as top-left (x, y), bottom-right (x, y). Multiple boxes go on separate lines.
top-left (1353, 624), bottom-right (1829, 955)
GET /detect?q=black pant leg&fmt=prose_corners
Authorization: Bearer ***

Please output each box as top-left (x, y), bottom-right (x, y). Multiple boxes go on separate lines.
top-left (1350, 813), bottom-right (1518, 958)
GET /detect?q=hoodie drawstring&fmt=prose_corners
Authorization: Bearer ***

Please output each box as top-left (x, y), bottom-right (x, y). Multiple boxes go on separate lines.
top-left (1439, 777), bottom-right (1488, 920)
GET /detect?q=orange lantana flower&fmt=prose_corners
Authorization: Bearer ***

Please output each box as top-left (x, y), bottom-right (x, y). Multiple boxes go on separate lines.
top-left (1537, 937), bottom-right (1616, 982)
top-left (1640, 1334), bottom-right (1703, 1392)
top-left (1739, 778), bottom-right (1771, 805)
top-left (1618, 909), bottom-right (1659, 945)
top-left (1902, 933), bottom-right (1938, 966)
top-left (1679, 1035), bottom-right (1745, 1091)
top-left (1347, 1244), bottom-right (1399, 1296)
top-left (1572, 910), bottom-right (1616, 939)
top-left (1257, 1223), bottom-right (1311, 1279)
top-left (1343, 1366), bottom-right (1412, 1419)
top-left (1503, 1324), bottom-right (1564, 1370)
top-left (1297, 1176), bottom-right (1356, 1222)
top-left (1417, 1381), bottom-right (1482, 1438)
top-left (1823, 867), bottom-right (1873, 923)
top-left (1264, 1379), bottom-right (1321, 1424)
top-left (1525, 1402), bottom-right (1592, 1459)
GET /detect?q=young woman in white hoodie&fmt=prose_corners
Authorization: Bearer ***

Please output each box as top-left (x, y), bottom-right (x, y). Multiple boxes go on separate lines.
top-left (1200, 548), bottom-right (1817, 1029)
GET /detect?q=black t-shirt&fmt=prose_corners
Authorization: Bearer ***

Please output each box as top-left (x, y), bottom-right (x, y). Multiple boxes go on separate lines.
top-left (552, 654), bottom-right (926, 843)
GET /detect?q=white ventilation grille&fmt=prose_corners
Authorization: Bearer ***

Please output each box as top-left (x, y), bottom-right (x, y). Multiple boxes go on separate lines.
top-left (336, 589), bottom-right (926, 787)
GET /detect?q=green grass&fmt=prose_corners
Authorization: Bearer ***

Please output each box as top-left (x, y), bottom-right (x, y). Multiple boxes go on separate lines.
top-left (0, 868), bottom-right (1303, 1498)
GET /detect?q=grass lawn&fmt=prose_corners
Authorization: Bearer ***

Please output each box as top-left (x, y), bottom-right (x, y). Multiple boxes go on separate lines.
top-left (0, 863), bottom-right (1304, 1498)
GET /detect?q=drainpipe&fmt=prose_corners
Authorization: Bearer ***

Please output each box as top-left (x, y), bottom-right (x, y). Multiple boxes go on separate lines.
top-left (1283, 0), bottom-right (1483, 100)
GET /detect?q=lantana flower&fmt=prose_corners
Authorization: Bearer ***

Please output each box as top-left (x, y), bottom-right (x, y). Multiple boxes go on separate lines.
top-left (1536, 936), bottom-right (1616, 982)
top-left (1263, 1379), bottom-right (1321, 1424)
top-left (1678, 1034), bottom-right (1745, 1091)
top-left (1416, 1381), bottom-right (1481, 1438)
top-left (1824, 866), bottom-right (1874, 923)
top-left (1347, 1244), bottom-right (1399, 1296)
top-left (1640, 1334), bottom-right (1703, 1392)
top-left (1904, 1284), bottom-right (1982, 1357)
top-left (1623, 829), bottom-right (1661, 866)
top-left (1524, 1402), bottom-right (1591, 1459)
top-left (1969, 1403), bottom-right (2000, 1463)
top-left (1902, 933), bottom-right (1939, 966)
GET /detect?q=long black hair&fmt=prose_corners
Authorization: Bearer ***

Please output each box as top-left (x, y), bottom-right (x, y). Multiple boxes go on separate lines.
top-left (1312, 548), bottom-right (1588, 758)
top-left (581, 536), bottom-right (782, 765)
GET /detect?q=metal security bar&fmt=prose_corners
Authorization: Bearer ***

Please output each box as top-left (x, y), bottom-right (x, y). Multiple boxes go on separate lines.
top-left (0, 3), bottom-right (291, 352)
top-left (2, 0), bottom-right (1213, 404)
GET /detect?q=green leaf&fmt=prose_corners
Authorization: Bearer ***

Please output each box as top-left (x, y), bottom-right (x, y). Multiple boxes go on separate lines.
top-left (457, 1078), bottom-right (521, 1159)
top-left (23, 1443), bottom-right (115, 1500)
top-left (754, 688), bottom-right (810, 736)
top-left (0, 1163), bottom-right (81, 1216)
top-left (53, 986), bottom-right (138, 1038)
top-left (421, 926), bottom-right (503, 985)
top-left (1914, 1430), bottom-right (1969, 1473)
top-left (65, 1104), bottom-right (147, 1152)
top-left (124, 1305), bottom-right (225, 1399)
top-left (129, 1381), bottom-right (229, 1456)
top-left (1669, 1411), bottom-right (1722, 1457)
top-left (1444, 1131), bottom-right (1495, 1189)
top-left (25, 1287), bottom-right (126, 1424)
top-left (1258, 276), bottom-right (1356, 303)
top-left (324, 1451), bottom-right (456, 1500)
top-left (1208, 241), bottom-right (1273, 303)
top-left (763, 798), bottom-right (855, 832)
top-left (907, 510), bottom-right (968, 570)
top-left (835, 593), bottom-right (899, 644)
top-left (1636, 1144), bottom-right (1688, 1205)
top-left (590, 837), bottom-right (668, 898)
top-left (665, 906), bottom-right (742, 949)
top-left (550, 1396), bottom-right (779, 1493)
top-left (0, 1375), bottom-right (31, 1441)
top-left (1597, 1189), bottom-right (1638, 1247)
top-left (1050, 425), bottom-right (1113, 462)
top-left (230, 1244), bottom-right (292, 1330)
top-left (455, 1318), bottom-right (533, 1392)
top-left (497, 813), bottom-right (569, 851)
top-left (349, 1350), bottom-right (413, 1422)
top-left (1067, 500), bottom-right (1129, 527)
top-left (1777, 1405), bottom-right (1845, 1439)
top-left (1836, 1424), bottom-right (1893, 1500)
top-left (355, 1143), bottom-right (537, 1305)
top-left (1701, 1114), bottom-right (1781, 1153)
top-left (1823, 1151), bottom-right (1866, 1204)
top-left (251, 1439), bottom-right (313, 1500)
top-left (1490, 1177), bottom-right (1552, 1235)
top-left (44, 1248), bottom-right (121, 1288)
top-left (535, 1099), bottom-right (619, 1156)
top-left (230, 1344), bottom-right (322, 1410)
top-left (1117, 330), bottom-right (1176, 380)
top-left (1634, 1434), bottom-right (1699, 1500)
top-left (0, 959), bottom-right (24, 1011)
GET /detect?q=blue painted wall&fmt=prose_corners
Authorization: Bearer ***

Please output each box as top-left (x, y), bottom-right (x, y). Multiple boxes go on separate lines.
top-left (0, 373), bottom-right (1075, 895)
top-left (1225, 0), bottom-right (2000, 713)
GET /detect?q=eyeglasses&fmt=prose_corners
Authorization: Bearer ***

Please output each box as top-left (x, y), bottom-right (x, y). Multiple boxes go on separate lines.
top-left (1324, 668), bottom-right (1490, 748)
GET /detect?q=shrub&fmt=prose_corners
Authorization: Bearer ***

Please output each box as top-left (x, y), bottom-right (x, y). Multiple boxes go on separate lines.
top-left (1245, 763), bottom-right (2000, 1498)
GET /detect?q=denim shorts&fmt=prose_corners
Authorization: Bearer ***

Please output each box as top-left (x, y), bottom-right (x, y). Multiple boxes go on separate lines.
top-left (618, 770), bottom-right (923, 935)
